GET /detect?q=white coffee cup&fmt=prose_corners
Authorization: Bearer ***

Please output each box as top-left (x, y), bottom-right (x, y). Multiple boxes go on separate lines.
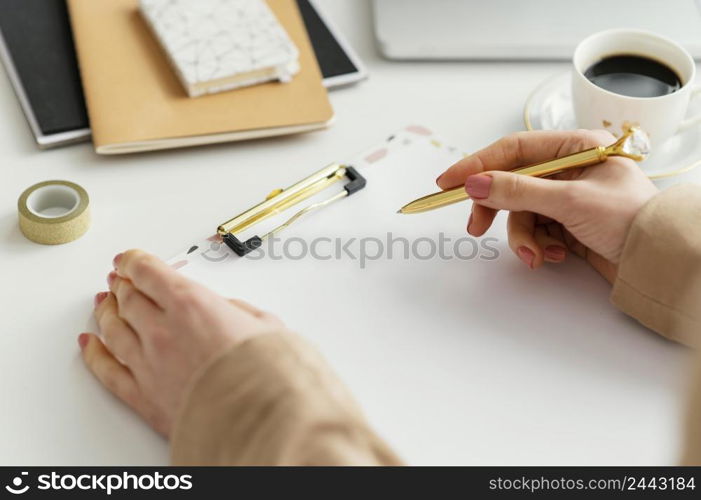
top-left (572, 29), bottom-right (701, 148)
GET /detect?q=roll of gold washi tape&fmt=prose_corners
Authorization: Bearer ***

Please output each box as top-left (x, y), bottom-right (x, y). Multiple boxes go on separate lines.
top-left (18, 180), bottom-right (90, 245)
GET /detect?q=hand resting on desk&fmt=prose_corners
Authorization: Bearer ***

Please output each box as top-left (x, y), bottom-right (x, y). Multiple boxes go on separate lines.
top-left (78, 250), bottom-right (284, 437)
top-left (437, 129), bottom-right (659, 283)
top-left (77, 249), bottom-right (398, 464)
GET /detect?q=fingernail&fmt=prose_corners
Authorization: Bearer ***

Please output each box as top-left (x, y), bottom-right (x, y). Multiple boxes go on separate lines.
top-left (107, 271), bottom-right (117, 286)
top-left (467, 213), bottom-right (473, 234)
top-left (78, 333), bottom-right (90, 350)
top-left (465, 175), bottom-right (492, 199)
top-left (113, 252), bottom-right (123, 268)
top-left (517, 246), bottom-right (535, 269)
top-left (435, 173), bottom-right (444, 185)
top-left (94, 291), bottom-right (108, 307)
top-left (544, 245), bottom-right (567, 261)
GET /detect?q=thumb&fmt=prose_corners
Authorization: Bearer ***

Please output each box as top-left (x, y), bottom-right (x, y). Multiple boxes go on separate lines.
top-left (465, 172), bottom-right (574, 220)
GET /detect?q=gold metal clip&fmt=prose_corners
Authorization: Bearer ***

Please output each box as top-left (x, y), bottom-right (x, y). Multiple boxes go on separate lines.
top-left (217, 163), bottom-right (366, 256)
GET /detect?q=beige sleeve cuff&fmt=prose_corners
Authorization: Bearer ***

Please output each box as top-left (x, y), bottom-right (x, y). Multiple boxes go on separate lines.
top-left (170, 330), bottom-right (401, 465)
top-left (611, 184), bottom-right (701, 346)
top-left (683, 354), bottom-right (701, 465)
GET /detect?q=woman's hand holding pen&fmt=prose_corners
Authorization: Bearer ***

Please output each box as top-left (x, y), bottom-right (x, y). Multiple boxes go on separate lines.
top-left (436, 130), bottom-right (659, 283)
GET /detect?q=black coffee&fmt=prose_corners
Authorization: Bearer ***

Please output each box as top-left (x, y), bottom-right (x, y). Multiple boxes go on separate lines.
top-left (583, 54), bottom-right (682, 98)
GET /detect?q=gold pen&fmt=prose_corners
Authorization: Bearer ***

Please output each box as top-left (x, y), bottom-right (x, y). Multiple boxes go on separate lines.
top-left (398, 127), bottom-right (649, 215)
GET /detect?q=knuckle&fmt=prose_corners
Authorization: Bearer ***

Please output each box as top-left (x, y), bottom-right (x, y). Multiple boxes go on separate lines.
top-left (101, 325), bottom-right (112, 345)
top-left (119, 343), bottom-right (138, 365)
top-left (504, 131), bottom-right (525, 144)
top-left (101, 319), bottom-right (129, 356)
top-left (560, 183), bottom-right (587, 209)
top-left (498, 133), bottom-right (522, 155)
top-left (123, 249), bottom-right (143, 257)
top-left (101, 320), bottom-right (118, 347)
top-left (506, 230), bottom-right (521, 253)
top-left (503, 174), bottom-right (524, 200)
top-left (564, 135), bottom-right (590, 155)
top-left (573, 129), bottom-right (613, 149)
top-left (130, 255), bottom-right (155, 279)
top-left (109, 331), bottom-right (139, 363)
top-left (610, 156), bottom-right (641, 175)
top-left (506, 214), bottom-right (530, 247)
top-left (121, 384), bottom-right (142, 408)
top-left (494, 134), bottom-right (512, 149)
top-left (94, 294), bottom-right (113, 320)
top-left (147, 325), bottom-right (171, 353)
top-left (589, 129), bottom-right (616, 145)
top-left (145, 407), bottom-right (170, 436)
top-left (506, 210), bottom-right (529, 231)
top-left (83, 341), bottom-right (98, 365)
top-left (496, 134), bottom-right (515, 149)
top-left (117, 283), bottom-right (136, 306)
top-left (510, 131), bottom-right (530, 145)
top-left (258, 310), bottom-right (277, 322)
top-left (124, 249), bottom-right (146, 262)
top-left (258, 310), bottom-right (283, 329)
top-left (170, 283), bottom-right (199, 310)
top-left (96, 307), bottom-right (112, 331)
top-left (101, 363), bottom-right (123, 393)
top-left (93, 302), bottom-right (105, 323)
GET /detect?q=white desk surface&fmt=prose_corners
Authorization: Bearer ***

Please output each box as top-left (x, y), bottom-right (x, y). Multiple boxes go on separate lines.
top-left (0, 0), bottom-right (697, 465)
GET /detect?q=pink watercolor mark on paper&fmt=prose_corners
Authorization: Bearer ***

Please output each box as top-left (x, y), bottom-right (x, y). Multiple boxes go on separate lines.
top-left (364, 148), bottom-right (388, 164)
top-left (405, 125), bottom-right (432, 136)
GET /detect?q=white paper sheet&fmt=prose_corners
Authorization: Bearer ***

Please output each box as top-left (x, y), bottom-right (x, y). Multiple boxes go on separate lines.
top-left (169, 124), bottom-right (472, 287)
top-left (166, 125), bottom-right (686, 465)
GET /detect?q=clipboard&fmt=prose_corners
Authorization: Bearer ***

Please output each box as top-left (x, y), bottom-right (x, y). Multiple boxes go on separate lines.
top-left (168, 125), bottom-right (466, 269)
top-left (217, 164), bottom-right (366, 256)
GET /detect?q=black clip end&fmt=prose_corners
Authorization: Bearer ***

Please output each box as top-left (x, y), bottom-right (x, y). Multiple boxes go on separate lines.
top-left (343, 166), bottom-right (366, 196)
top-left (222, 233), bottom-right (262, 256)
top-left (222, 165), bottom-right (366, 256)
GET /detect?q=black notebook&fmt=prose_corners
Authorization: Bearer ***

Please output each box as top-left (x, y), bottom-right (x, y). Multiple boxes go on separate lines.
top-left (297, 0), bottom-right (365, 85)
top-left (0, 0), bottom-right (89, 147)
top-left (0, 0), bottom-right (365, 149)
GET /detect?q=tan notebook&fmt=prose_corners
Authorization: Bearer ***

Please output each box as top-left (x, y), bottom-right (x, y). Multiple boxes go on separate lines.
top-left (66, 0), bottom-right (334, 154)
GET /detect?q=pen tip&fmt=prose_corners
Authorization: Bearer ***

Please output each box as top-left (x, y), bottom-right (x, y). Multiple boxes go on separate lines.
top-left (396, 209), bottom-right (404, 214)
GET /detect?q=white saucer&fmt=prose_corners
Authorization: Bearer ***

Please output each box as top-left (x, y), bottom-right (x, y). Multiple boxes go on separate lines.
top-left (524, 71), bottom-right (701, 179)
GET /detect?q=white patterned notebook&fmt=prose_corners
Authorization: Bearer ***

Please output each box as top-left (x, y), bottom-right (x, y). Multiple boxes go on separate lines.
top-left (140, 0), bottom-right (300, 97)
